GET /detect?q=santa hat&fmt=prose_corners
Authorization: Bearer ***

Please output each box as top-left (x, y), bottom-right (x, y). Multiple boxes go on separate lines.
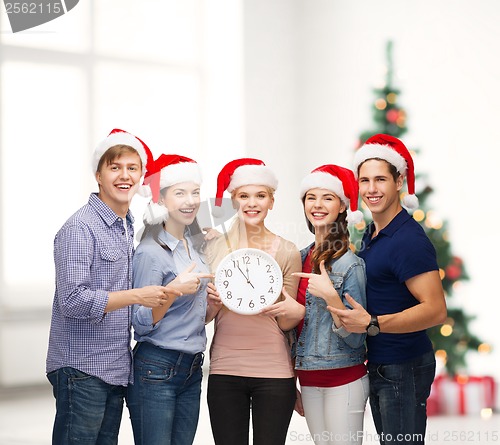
top-left (299, 164), bottom-right (363, 225)
top-left (353, 133), bottom-right (418, 210)
top-left (212, 158), bottom-right (278, 217)
top-left (140, 153), bottom-right (202, 225)
top-left (93, 128), bottom-right (150, 173)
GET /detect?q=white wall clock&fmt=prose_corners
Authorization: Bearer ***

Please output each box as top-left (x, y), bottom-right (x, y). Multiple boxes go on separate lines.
top-left (214, 248), bottom-right (283, 315)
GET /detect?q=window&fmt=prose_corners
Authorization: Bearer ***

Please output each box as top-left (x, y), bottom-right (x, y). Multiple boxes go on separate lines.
top-left (0, 0), bottom-right (243, 310)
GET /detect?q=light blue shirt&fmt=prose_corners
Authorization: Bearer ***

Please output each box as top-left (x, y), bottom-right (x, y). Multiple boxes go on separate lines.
top-left (132, 228), bottom-right (209, 354)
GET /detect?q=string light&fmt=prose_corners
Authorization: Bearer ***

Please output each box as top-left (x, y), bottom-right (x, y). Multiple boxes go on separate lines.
top-left (425, 210), bottom-right (443, 230)
top-left (375, 98), bottom-right (387, 110)
top-left (435, 349), bottom-right (447, 361)
top-left (386, 92), bottom-right (397, 104)
top-left (354, 220), bottom-right (366, 231)
top-left (413, 209), bottom-right (425, 222)
top-left (440, 324), bottom-right (453, 337)
top-left (481, 408), bottom-right (493, 419)
top-left (478, 343), bottom-right (492, 354)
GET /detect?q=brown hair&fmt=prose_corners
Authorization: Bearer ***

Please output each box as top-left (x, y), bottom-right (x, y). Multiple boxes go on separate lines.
top-left (96, 145), bottom-right (142, 172)
top-left (302, 196), bottom-right (350, 274)
top-left (357, 158), bottom-right (400, 182)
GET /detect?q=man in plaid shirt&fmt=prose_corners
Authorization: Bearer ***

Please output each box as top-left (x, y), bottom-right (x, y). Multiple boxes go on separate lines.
top-left (46, 129), bottom-right (186, 445)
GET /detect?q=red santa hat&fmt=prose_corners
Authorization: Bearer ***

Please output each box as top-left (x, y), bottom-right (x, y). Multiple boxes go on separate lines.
top-left (212, 158), bottom-right (278, 217)
top-left (140, 154), bottom-right (202, 225)
top-left (93, 128), bottom-right (150, 173)
top-left (353, 133), bottom-right (418, 210)
top-left (299, 164), bottom-right (363, 225)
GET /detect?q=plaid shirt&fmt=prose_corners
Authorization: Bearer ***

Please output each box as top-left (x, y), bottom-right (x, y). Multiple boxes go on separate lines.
top-left (46, 193), bottom-right (135, 386)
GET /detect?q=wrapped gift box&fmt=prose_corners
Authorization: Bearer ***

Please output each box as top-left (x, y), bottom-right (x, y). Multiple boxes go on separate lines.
top-left (428, 374), bottom-right (496, 415)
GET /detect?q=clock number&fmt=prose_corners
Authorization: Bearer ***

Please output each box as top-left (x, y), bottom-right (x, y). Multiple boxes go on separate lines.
top-left (266, 264), bottom-right (272, 273)
top-left (223, 269), bottom-right (233, 278)
top-left (242, 255), bottom-right (250, 264)
top-left (223, 280), bottom-right (229, 289)
top-left (226, 291), bottom-right (233, 299)
top-left (256, 257), bottom-right (260, 266)
top-left (232, 259), bottom-right (239, 268)
top-left (248, 300), bottom-right (254, 309)
top-left (269, 276), bottom-right (274, 284)
top-left (268, 287), bottom-right (274, 294)
top-left (260, 296), bottom-right (266, 304)
top-left (237, 298), bottom-right (242, 307)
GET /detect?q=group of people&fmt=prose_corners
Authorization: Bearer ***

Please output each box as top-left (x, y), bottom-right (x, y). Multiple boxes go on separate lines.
top-left (46, 128), bottom-right (447, 445)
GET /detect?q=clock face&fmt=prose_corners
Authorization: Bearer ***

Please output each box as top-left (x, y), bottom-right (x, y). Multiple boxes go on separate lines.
top-left (215, 248), bottom-right (283, 315)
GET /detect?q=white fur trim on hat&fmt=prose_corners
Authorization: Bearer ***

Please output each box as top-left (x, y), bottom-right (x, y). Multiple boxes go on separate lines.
top-left (93, 132), bottom-right (148, 173)
top-left (353, 143), bottom-right (407, 177)
top-left (143, 202), bottom-right (169, 225)
top-left (402, 193), bottom-right (419, 210)
top-left (159, 162), bottom-right (202, 189)
top-left (227, 165), bottom-right (278, 192)
top-left (347, 210), bottom-right (364, 225)
top-left (299, 172), bottom-right (348, 206)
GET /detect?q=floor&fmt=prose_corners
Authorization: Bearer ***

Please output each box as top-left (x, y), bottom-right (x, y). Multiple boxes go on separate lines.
top-left (0, 379), bottom-right (498, 445)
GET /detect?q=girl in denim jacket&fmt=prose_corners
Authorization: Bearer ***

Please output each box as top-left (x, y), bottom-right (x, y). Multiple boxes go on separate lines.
top-left (293, 165), bottom-right (369, 445)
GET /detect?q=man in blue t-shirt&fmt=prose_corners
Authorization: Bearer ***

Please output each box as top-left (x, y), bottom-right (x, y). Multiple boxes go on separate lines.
top-left (330, 134), bottom-right (447, 445)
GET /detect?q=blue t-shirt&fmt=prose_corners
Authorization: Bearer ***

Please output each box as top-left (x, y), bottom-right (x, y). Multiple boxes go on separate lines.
top-left (358, 209), bottom-right (438, 364)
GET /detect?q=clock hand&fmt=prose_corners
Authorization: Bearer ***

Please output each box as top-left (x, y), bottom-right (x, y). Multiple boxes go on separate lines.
top-left (236, 263), bottom-right (255, 289)
top-left (236, 264), bottom-right (249, 281)
top-left (245, 266), bottom-right (255, 289)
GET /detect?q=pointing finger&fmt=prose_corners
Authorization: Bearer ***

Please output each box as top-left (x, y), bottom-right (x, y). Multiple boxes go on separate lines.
top-left (319, 260), bottom-right (328, 275)
top-left (292, 272), bottom-right (316, 279)
top-left (194, 273), bottom-right (215, 279)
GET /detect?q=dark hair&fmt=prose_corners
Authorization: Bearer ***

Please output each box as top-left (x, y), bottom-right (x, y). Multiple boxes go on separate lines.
top-left (302, 196), bottom-right (350, 274)
top-left (357, 158), bottom-right (400, 182)
top-left (96, 144), bottom-right (142, 172)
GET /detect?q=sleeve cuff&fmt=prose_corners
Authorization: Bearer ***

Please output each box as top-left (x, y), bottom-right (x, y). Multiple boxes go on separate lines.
top-left (331, 322), bottom-right (350, 338)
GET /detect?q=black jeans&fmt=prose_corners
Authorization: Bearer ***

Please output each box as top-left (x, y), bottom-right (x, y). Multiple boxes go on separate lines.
top-left (207, 374), bottom-right (296, 445)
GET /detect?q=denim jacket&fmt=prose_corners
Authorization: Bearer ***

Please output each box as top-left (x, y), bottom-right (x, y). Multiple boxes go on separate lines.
top-left (295, 243), bottom-right (367, 370)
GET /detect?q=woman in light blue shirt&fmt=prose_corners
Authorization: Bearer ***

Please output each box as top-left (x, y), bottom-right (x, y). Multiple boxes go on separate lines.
top-left (127, 154), bottom-right (213, 445)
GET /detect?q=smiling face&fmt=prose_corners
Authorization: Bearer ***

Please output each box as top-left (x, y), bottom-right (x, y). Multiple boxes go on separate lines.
top-left (95, 151), bottom-right (142, 217)
top-left (303, 188), bottom-right (346, 235)
top-left (358, 158), bottom-right (403, 219)
top-left (161, 181), bottom-right (201, 232)
top-left (232, 185), bottom-right (274, 227)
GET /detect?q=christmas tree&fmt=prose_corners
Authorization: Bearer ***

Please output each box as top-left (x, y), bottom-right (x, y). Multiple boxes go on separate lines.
top-left (351, 41), bottom-right (488, 375)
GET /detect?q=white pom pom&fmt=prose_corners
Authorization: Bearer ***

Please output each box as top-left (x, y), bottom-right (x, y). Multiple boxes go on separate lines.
top-left (402, 194), bottom-right (419, 211)
top-left (143, 203), bottom-right (168, 225)
top-left (347, 210), bottom-right (364, 225)
top-left (211, 206), bottom-right (225, 218)
top-left (137, 184), bottom-right (152, 198)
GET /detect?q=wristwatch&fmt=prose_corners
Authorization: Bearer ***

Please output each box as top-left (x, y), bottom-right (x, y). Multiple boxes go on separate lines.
top-left (366, 315), bottom-right (380, 336)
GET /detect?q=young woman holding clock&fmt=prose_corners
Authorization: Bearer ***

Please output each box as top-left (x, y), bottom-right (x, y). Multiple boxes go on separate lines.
top-left (205, 158), bottom-right (305, 445)
top-left (291, 165), bottom-right (369, 445)
top-left (126, 154), bottom-right (214, 445)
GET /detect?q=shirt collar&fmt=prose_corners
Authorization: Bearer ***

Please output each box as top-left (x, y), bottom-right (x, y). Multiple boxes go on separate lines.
top-left (157, 227), bottom-right (194, 252)
top-left (374, 208), bottom-right (411, 238)
top-left (88, 193), bottom-right (135, 226)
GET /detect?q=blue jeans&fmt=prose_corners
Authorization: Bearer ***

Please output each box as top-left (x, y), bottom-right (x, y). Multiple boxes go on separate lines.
top-left (127, 342), bottom-right (204, 445)
top-left (47, 367), bottom-right (126, 445)
top-left (368, 351), bottom-right (436, 445)
top-left (207, 374), bottom-right (296, 445)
